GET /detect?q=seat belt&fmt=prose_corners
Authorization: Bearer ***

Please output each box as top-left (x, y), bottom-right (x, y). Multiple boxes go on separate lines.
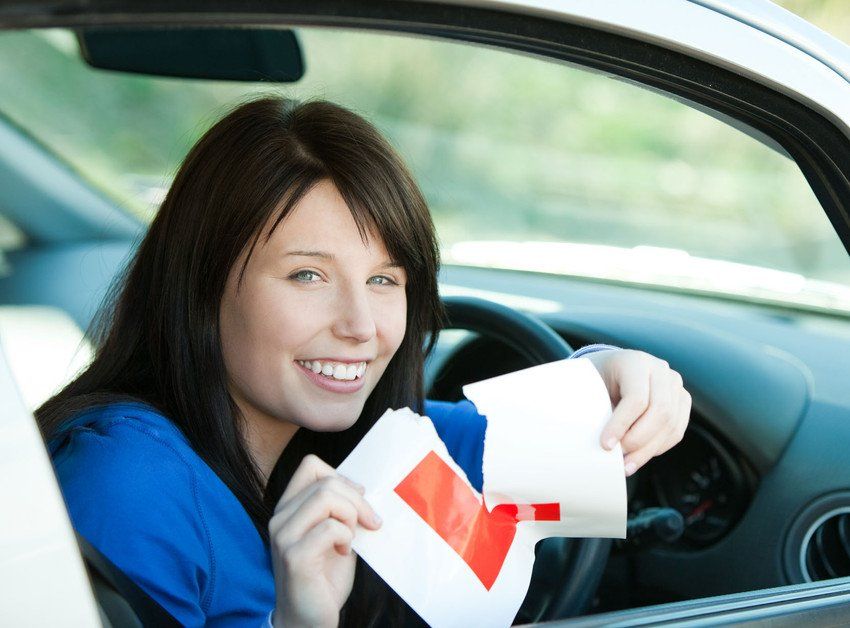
top-left (76, 533), bottom-right (181, 627)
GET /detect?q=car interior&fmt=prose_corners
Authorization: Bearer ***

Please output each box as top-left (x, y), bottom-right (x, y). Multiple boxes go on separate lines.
top-left (2, 5), bottom-right (850, 626)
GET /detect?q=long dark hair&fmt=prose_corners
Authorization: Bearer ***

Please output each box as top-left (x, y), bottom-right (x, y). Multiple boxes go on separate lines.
top-left (36, 96), bottom-right (444, 625)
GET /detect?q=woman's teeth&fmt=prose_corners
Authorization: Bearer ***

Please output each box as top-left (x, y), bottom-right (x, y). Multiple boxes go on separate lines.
top-left (297, 360), bottom-right (367, 381)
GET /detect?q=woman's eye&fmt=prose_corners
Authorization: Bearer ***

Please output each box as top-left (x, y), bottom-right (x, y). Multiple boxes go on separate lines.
top-left (290, 270), bottom-right (321, 283)
top-left (368, 275), bottom-right (398, 286)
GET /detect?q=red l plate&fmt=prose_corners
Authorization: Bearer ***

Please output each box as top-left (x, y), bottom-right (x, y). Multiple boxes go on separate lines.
top-left (394, 450), bottom-right (560, 590)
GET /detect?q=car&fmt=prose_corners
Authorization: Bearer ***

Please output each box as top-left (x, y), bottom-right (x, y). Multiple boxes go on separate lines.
top-left (2, 0), bottom-right (850, 625)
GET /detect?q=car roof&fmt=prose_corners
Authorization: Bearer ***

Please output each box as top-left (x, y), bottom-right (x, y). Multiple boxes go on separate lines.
top-left (693, 0), bottom-right (850, 82)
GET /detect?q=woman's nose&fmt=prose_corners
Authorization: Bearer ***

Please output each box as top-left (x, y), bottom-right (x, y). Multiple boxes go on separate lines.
top-left (331, 286), bottom-right (377, 343)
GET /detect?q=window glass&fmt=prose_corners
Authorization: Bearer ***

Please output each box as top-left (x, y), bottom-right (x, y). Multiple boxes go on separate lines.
top-left (0, 27), bottom-right (848, 311)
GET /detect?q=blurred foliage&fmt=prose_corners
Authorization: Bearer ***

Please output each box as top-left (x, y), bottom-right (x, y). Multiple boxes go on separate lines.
top-left (0, 6), bottom-right (848, 287)
top-left (777, 0), bottom-right (850, 42)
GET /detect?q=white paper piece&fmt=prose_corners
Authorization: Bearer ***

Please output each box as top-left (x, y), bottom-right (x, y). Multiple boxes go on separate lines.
top-left (337, 358), bottom-right (627, 627)
top-left (338, 408), bottom-right (542, 628)
top-left (465, 357), bottom-right (627, 539)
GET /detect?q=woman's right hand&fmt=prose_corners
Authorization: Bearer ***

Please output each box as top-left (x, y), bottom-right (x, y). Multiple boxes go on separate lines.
top-left (269, 454), bottom-right (382, 628)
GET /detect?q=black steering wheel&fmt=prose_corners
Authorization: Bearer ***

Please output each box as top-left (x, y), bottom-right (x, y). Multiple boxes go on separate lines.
top-left (436, 296), bottom-right (611, 622)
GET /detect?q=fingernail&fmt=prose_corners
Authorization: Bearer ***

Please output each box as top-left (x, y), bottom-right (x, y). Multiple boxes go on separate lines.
top-left (624, 462), bottom-right (637, 476)
top-left (372, 513), bottom-right (382, 526)
top-left (605, 437), bottom-right (618, 450)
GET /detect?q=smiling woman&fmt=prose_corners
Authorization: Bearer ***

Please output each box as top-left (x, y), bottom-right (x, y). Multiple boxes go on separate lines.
top-left (36, 96), bottom-right (445, 626)
top-left (31, 95), bottom-right (689, 627)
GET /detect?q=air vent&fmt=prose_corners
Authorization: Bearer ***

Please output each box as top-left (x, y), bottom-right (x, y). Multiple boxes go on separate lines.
top-left (800, 507), bottom-right (850, 582)
top-left (784, 493), bottom-right (850, 584)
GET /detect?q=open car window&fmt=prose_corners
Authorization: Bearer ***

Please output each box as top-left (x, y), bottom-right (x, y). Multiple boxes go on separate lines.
top-left (1, 1), bottom-right (850, 625)
top-left (1, 26), bottom-right (850, 315)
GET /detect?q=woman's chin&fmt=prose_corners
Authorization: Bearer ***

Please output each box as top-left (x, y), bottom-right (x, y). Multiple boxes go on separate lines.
top-left (298, 408), bottom-right (362, 433)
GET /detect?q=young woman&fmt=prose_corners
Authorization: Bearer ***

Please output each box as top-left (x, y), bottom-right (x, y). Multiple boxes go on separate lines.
top-left (38, 97), bottom-right (691, 627)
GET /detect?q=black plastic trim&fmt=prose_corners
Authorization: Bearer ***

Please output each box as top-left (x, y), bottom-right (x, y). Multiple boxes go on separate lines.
top-left (78, 533), bottom-right (180, 627)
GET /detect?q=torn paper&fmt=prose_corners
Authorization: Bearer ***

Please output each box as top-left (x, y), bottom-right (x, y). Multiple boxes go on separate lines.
top-left (337, 407), bottom-right (544, 628)
top-left (336, 358), bottom-right (627, 628)
top-left (464, 357), bottom-right (627, 538)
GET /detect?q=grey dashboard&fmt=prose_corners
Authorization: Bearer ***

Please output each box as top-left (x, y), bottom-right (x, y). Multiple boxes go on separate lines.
top-left (431, 264), bottom-right (850, 607)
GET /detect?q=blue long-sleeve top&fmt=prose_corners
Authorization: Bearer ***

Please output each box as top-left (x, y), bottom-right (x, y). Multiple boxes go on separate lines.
top-left (50, 346), bottom-right (611, 626)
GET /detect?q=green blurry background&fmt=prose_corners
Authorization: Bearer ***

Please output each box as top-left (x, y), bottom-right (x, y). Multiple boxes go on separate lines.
top-left (0, 0), bottom-right (849, 291)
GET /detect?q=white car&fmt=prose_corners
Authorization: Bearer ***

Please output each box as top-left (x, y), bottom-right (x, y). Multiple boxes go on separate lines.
top-left (2, 0), bottom-right (850, 625)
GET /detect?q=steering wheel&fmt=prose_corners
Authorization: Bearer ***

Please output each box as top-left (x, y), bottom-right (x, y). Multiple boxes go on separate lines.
top-left (436, 296), bottom-right (611, 622)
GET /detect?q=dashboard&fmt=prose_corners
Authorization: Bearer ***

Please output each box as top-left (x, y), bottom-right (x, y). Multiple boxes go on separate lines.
top-left (637, 420), bottom-right (756, 550)
top-left (427, 264), bottom-right (850, 610)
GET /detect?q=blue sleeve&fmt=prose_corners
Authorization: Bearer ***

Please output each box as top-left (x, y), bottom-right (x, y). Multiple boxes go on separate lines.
top-left (426, 344), bottom-right (619, 492)
top-left (52, 421), bottom-right (213, 627)
top-left (425, 398), bottom-right (486, 492)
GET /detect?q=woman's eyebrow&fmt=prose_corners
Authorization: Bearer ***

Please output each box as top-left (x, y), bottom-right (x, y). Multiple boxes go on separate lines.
top-left (284, 250), bottom-right (403, 269)
top-left (285, 250), bottom-right (334, 260)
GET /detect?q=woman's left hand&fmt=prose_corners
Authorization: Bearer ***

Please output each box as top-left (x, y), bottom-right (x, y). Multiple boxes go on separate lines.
top-left (584, 349), bottom-right (691, 477)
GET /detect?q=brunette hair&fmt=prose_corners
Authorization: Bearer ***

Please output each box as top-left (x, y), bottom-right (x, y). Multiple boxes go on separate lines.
top-left (36, 96), bottom-right (443, 625)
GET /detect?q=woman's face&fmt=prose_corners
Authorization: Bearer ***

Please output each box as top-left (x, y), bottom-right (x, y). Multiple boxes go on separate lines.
top-left (219, 179), bottom-right (408, 436)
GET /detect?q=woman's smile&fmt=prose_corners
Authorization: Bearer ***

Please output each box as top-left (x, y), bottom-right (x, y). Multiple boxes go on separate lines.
top-left (295, 359), bottom-right (369, 381)
top-left (294, 359), bottom-right (368, 393)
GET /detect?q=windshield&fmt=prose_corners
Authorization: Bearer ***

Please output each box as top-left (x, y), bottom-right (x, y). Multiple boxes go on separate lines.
top-left (1, 26), bottom-right (849, 313)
